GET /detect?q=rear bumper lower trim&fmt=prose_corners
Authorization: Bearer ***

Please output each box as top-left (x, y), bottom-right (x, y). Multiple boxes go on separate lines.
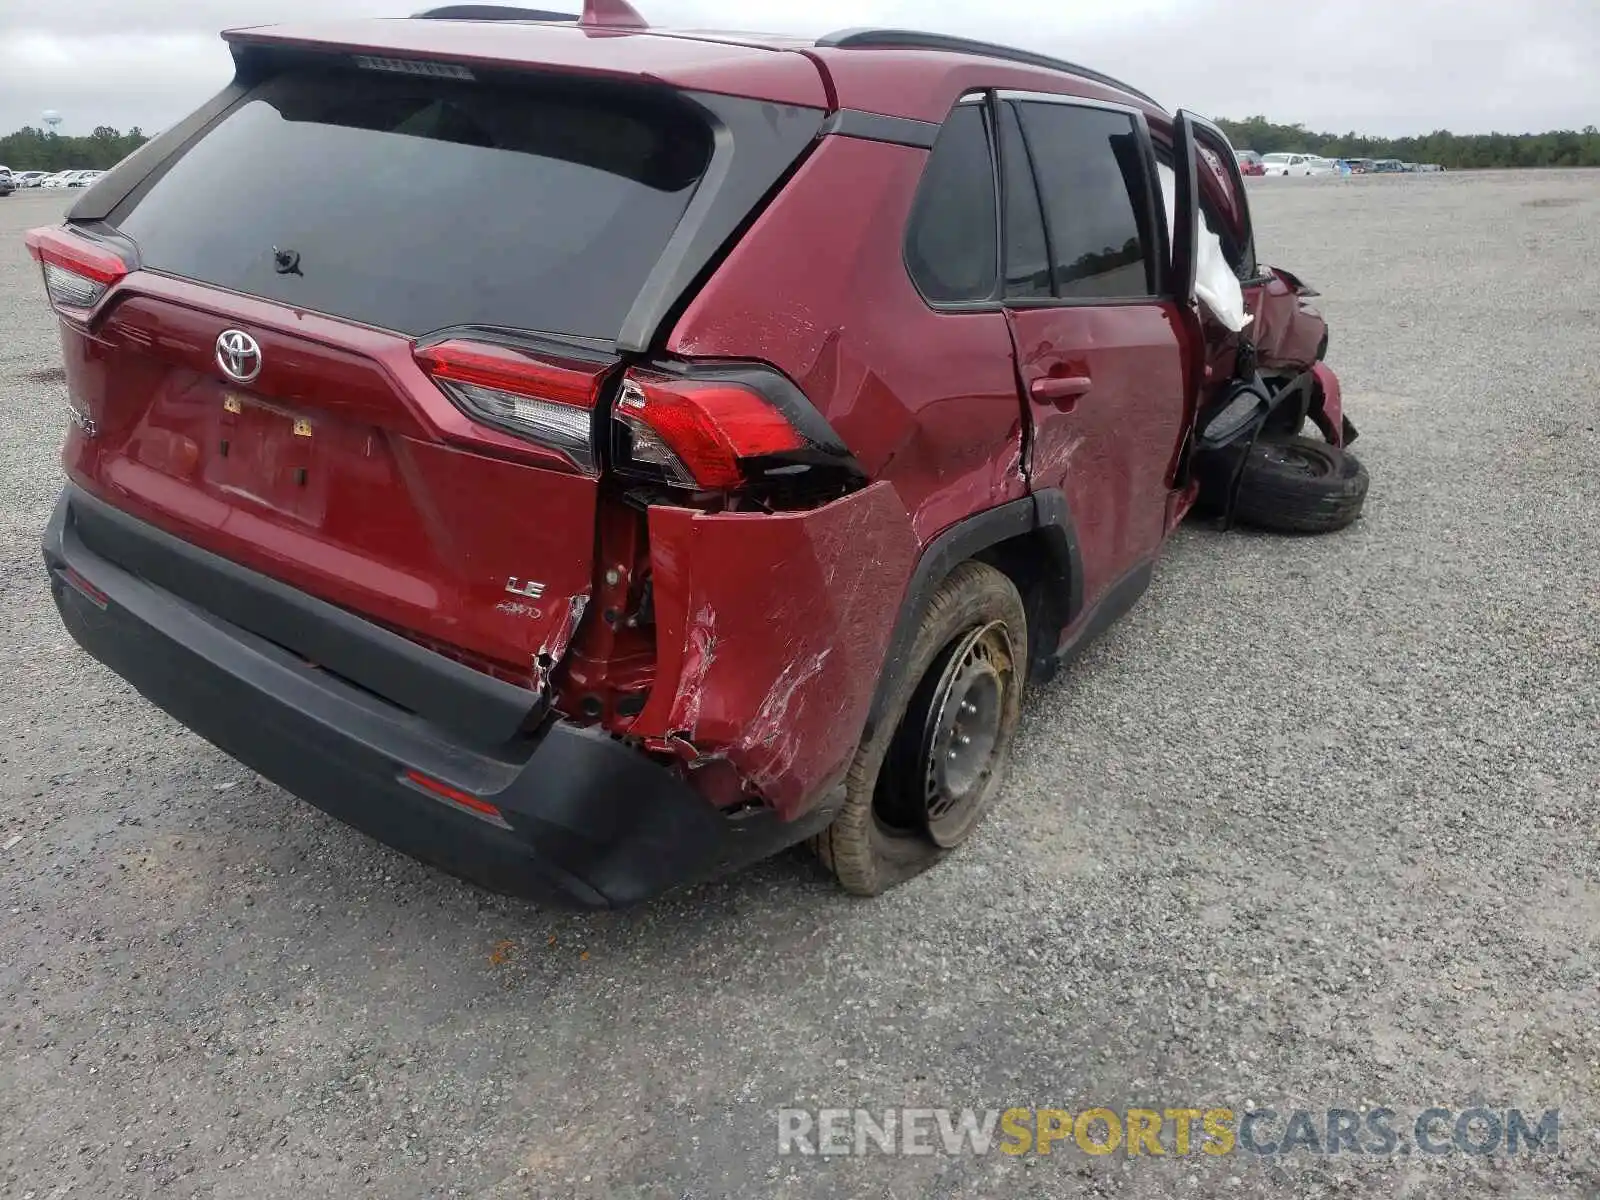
top-left (63, 483), bottom-right (544, 748)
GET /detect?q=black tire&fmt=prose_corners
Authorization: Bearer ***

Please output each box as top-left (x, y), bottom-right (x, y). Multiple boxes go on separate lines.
top-left (1196, 434), bottom-right (1368, 534)
top-left (814, 561), bottom-right (1026, 896)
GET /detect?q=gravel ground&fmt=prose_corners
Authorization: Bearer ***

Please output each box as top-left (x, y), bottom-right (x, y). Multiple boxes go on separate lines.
top-left (1, 171), bottom-right (1598, 1199)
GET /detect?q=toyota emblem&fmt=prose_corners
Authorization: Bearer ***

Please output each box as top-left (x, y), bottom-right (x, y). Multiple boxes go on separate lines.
top-left (215, 329), bottom-right (262, 384)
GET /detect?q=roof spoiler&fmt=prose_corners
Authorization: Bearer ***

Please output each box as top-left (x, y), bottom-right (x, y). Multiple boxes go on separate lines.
top-left (411, 0), bottom-right (647, 27)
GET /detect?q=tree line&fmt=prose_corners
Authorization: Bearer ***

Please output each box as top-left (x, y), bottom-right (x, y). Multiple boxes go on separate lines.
top-left (0, 126), bottom-right (149, 172)
top-left (5, 119), bottom-right (1600, 174)
top-left (1213, 116), bottom-right (1600, 169)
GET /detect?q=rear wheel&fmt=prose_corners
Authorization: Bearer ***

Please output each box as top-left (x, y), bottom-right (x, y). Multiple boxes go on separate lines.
top-left (815, 561), bottom-right (1026, 896)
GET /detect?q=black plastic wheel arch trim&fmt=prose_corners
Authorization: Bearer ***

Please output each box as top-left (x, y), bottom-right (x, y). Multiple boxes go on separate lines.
top-left (861, 489), bottom-right (1081, 743)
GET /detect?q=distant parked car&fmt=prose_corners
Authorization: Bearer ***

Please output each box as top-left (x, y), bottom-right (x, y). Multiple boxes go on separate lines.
top-left (43, 170), bottom-right (98, 188)
top-left (1262, 152), bottom-right (1315, 177)
top-left (1305, 156), bottom-right (1338, 176)
top-left (1344, 158), bottom-right (1374, 174)
top-left (1235, 149), bottom-right (1266, 177)
top-left (1370, 159), bottom-right (1405, 174)
top-left (14, 171), bottom-right (49, 188)
top-left (0, 168), bottom-right (13, 197)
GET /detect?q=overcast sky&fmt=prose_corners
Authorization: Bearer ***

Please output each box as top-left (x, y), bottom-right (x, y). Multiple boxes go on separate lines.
top-left (3, 0), bottom-right (1596, 138)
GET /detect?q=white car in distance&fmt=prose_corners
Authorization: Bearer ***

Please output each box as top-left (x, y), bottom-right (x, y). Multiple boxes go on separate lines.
top-left (1262, 153), bottom-right (1315, 176)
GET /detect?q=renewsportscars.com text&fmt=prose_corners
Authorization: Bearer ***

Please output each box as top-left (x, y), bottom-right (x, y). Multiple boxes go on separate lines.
top-left (778, 1106), bottom-right (1559, 1158)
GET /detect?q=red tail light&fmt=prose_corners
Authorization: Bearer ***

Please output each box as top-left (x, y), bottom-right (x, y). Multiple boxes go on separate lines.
top-left (24, 226), bottom-right (129, 314)
top-left (416, 339), bottom-right (608, 473)
top-left (612, 370), bottom-right (806, 490)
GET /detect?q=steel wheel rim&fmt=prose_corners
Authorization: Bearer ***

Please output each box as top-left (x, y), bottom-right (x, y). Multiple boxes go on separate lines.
top-left (1258, 441), bottom-right (1333, 477)
top-left (918, 620), bottom-right (1016, 848)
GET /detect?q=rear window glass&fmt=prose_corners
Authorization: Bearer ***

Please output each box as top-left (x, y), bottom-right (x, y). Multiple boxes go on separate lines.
top-left (114, 70), bottom-right (713, 341)
top-left (904, 103), bottom-right (999, 304)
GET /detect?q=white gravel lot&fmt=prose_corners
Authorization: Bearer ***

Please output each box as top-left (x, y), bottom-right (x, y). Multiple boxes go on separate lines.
top-left (1, 171), bottom-right (1598, 1198)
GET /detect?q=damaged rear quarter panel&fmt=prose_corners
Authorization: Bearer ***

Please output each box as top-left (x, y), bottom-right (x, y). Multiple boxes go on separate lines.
top-left (630, 481), bottom-right (918, 818)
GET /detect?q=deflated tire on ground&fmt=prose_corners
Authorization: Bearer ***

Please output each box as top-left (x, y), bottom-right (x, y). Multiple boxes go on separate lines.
top-left (1197, 435), bottom-right (1370, 534)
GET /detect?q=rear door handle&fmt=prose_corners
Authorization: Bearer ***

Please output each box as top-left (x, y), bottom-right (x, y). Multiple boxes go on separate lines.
top-left (1030, 375), bottom-right (1094, 408)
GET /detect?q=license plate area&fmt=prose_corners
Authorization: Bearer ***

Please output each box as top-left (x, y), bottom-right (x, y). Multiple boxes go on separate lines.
top-left (204, 390), bottom-right (326, 523)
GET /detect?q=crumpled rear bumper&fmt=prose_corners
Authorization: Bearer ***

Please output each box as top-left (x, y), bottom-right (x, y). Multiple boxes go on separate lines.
top-left (43, 485), bottom-right (832, 907)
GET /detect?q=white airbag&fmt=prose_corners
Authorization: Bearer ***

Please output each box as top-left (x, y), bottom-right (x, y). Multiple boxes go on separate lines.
top-left (1158, 163), bottom-right (1251, 333)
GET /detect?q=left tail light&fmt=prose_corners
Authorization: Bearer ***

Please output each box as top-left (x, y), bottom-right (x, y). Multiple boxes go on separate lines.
top-left (24, 226), bottom-right (130, 315)
top-left (611, 370), bottom-right (808, 491)
top-left (416, 339), bottom-right (610, 474)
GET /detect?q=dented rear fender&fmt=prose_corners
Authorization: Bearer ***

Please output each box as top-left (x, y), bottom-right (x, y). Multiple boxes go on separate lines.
top-left (629, 481), bottom-right (918, 819)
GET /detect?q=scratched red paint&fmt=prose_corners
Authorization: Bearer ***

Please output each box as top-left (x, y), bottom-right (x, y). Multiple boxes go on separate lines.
top-left (1248, 271), bottom-right (1327, 372)
top-left (629, 482), bottom-right (918, 817)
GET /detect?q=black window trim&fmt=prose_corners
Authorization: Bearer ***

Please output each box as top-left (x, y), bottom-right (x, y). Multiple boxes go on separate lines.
top-left (994, 93), bottom-right (1054, 305)
top-left (900, 92), bottom-right (1005, 314)
top-left (995, 89), bottom-right (1173, 310)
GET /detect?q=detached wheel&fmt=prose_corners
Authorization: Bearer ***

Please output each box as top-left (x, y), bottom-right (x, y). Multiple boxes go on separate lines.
top-left (815, 561), bottom-right (1025, 896)
top-left (1197, 434), bottom-right (1369, 534)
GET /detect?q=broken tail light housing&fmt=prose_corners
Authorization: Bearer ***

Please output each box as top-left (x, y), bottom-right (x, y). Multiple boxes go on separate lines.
top-left (611, 369), bottom-right (811, 491)
top-left (416, 338), bottom-right (609, 473)
top-left (24, 226), bottom-right (130, 315)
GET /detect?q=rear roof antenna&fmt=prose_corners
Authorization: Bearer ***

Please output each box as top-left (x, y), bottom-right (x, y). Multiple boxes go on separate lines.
top-left (580, 0), bottom-right (647, 28)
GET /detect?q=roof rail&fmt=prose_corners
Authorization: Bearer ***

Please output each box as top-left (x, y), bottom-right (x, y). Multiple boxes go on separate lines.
top-left (412, 5), bottom-right (577, 19)
top-left (412, 0), bottom-right (647, 27)
top-left (815, 28), bottom-right (1161, 109)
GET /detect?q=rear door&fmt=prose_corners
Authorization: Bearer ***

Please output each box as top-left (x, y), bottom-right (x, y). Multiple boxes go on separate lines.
top-left (999, 93), bottom-right (1192, 614)
top-left (62, 66), bottom-right (723, 681)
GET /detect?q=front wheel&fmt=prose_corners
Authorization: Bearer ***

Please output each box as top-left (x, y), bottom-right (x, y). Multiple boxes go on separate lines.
top-left (814, 561), bottom-right (1026, 896)
top-left (1197, 434), bottom-right (1369, 534)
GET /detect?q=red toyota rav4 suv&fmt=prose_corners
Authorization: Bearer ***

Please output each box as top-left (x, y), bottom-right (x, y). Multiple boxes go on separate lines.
top-left (32, 4), bottom-right (1361, 907)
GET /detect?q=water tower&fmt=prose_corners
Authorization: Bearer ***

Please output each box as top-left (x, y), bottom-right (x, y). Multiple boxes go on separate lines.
top-left (43, 110), bottom-right (62, 132)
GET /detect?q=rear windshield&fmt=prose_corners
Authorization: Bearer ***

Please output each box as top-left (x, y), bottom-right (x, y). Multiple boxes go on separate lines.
top-left (112, 69), bottom-right (713, 341)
